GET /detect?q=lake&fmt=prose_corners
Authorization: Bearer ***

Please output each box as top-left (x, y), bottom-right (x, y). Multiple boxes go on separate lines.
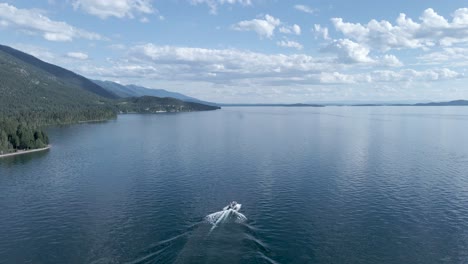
top-left (1, 107), bottom-right (468, 264)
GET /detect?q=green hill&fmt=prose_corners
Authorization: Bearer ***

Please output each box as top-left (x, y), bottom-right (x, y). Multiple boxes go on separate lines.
top-left (0, 45), bottom-right (117, 99)
top-left (0, 45), bottom-right (117, 125)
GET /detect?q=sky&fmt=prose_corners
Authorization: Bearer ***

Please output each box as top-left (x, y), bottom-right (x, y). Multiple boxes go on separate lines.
top-left (1, 0), bottom-right (468, 103)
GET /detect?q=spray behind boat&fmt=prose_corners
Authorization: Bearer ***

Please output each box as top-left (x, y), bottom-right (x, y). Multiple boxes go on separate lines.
top-left (131, 202), bottom-right (265, 264)
top-left (205, 201), bottom-right (248, 232)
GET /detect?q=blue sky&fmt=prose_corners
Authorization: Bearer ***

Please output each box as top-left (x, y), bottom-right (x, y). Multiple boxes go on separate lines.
top-left (1, 0), bottom-right (468, 103)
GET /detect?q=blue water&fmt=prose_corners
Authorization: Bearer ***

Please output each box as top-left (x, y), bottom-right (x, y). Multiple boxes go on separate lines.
top-left (1, 107), bottom-right (468, 263)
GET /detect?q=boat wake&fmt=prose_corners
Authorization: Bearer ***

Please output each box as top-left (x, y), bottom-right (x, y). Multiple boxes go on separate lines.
top-left (205, 201), bottom-right (247, 232)
top-left (129, 202), bottom-right (277, 264)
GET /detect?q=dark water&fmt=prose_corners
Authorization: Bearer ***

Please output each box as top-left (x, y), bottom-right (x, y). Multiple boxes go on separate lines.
top-left (1, 107), bottom-right (468, 264)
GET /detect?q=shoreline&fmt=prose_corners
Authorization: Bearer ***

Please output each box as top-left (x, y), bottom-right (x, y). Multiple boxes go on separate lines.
top-left (0, 145), bottom-right (51, 159)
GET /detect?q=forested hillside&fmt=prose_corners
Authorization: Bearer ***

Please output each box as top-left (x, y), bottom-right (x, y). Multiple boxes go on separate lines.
top-left (0, 45), bottom-right (118, 153)
top-left (0, 46), bottom-right (117, 125)
top-left (0, 45), bottom-right (117, 99)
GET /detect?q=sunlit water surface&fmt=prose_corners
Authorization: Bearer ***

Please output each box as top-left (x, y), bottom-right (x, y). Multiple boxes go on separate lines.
top-left (1, 107), bottom-right (468, 263)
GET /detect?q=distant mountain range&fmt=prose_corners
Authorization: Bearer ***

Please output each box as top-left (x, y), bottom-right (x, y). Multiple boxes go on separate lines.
top-left (220, 103), bottom-right (324, 107)
top-left (351, 100), bottom-right (468, 106)
top-left (93, 80), bottom-right (217, 106)
top-left (220, 100), bottom-right (468, 107)
top-left (414, 100), bottom-right (468, 106)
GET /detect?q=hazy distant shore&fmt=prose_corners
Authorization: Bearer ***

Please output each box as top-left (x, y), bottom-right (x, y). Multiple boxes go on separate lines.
top-left (0, 146), bottom-right (51, 159)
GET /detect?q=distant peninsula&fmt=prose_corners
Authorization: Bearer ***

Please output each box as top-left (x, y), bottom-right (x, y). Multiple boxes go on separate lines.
top-left (350, 100), bottom-right (468, 107)
top-left (220, 103), bottom-right (324, 107)
top-left (414, 100), bottom-right (468, 106)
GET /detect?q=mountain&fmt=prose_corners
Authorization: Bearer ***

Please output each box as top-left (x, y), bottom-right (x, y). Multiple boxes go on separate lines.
top-left (93, 80), bottom-right (217, 106)
top-left (0, 45), bottom-right (117, 99)
top-left (351, 100), bottom-right (468, 107)
top-left (414, 100), bottom-right (468, 106)
top-left (0, 44), bottom-right (116, 124)
top-left (220, 103), bottom-right (324, 107)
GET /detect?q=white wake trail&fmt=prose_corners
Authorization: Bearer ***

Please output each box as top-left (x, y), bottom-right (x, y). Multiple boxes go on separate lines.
top-left (205, 202), bottom-right (247, 232)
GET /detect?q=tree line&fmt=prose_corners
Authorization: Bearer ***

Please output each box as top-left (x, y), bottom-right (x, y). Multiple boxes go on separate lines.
top-left (0, 117), bottom-right (49, 154)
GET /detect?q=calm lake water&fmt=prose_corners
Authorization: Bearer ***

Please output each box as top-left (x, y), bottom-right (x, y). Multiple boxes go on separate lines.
top-left (1, 107), bottom-right (468, 264)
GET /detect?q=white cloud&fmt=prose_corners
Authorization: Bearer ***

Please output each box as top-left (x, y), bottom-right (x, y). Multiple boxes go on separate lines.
top-left (319, 68), bottom-right (463, 84)
top-left (66, 52), bottom-right (89, 60)
top-left (323, 39), bottom-right (374, 63)
top-left (331, 8), bottom-right (468, 52)
top-left (190, 0), bottom-right (252, 14)
top-left (294, 4), bottom-right (316, 14)
top-left (322, 39), bottom-right (404, 67)
top-left (371, 68), bottom-right (463, 82)
top-left (232, 14), bottom-right (281, 38)
top-left (380, 54), bottom-right (403, 67)
top-left (0, 3), bottom-right (104, 42)
top-left (313, 24), bottom-right (330, 40)
top-left (419, 47), bottom-right (468, 64)
top-left (276, 40), bottom-right (303, 50)
top-left (319, 72), bottom-right (368, 84)
top-left (74, 43), bottom-right (462, 89)
top-left (72, 0), bottom-right (154, 19)
top-left (279, 24), bottom-right (301, 35)
top-left (80, 43), bottom-right (332, 85)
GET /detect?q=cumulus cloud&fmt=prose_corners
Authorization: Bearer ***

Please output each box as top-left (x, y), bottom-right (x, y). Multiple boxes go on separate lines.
top-left (276, 40), bottom-right (303, 50)
top-left (232, 14), bottom-right (281, 38)
top-left (331, 8), bottom-right (468, 51)
top-left (279, 24), bottom-right (301, 35)
top-left (380, 54), bottom-right (403, 67)
top-left (79, 43), bottom-right (332, 85)
top-left (294, 4), bottom-right (316, 14)
top-left (72, 43), bottom-right (462, 88)
top-left (190, 0), bottom-right (252, 14)
top-left (419, 47), bottom-right (468, 65)
top-left (66, 52), bottom-right (89, 60)
top-left (322, 39), bottom-right (404, 67)
top-left (72, 0), bottom-right (154, 19)
top-left (323, 39), bottom-right (374, 63)
top-left (0, 3), bottom-right (104, 42)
